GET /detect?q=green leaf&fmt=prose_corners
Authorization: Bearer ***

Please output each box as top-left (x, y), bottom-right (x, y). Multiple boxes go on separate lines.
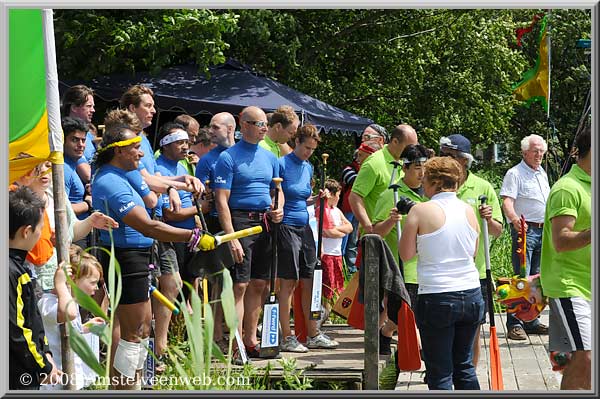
top-left (220, 268), bottom-right (238, 332)
top-left (66, 277), bottom-right (108, 321)
top-left (87, 322), bottom-right (110, 346)
top-left (68, 322), bottom-right (104, 377)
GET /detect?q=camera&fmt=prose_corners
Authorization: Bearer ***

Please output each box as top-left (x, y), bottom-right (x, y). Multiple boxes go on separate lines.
top-left (396, 196), bottom-right (416, 215)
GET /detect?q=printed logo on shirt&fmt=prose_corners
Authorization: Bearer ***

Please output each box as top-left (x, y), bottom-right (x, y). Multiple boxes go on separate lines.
top-left (119, 201), bottom-right (135, 214)
top-left (140, 180), bottom-right (149, 191)
top-left (466, 198), bottom-right (476, 205)
top-left (214, 176), bottom-right (226, 184)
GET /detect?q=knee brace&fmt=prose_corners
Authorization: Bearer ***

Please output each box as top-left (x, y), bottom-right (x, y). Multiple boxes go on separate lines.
top-left (137, 337), bottom-right (150, 370)
top-left (114, 339), bottom-right (142, 379)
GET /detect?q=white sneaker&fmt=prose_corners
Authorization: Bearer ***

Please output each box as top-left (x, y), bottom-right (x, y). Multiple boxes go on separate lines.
top-left (280, 336), bottom-right (309, 353)
top-left (306, 332), bottom-right (339, 349)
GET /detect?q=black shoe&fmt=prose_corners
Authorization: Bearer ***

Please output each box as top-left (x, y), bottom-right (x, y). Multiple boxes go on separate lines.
top-left (245, 344), bottom-right (281, 359)
top-left (379, 329), bottom-right (392, 355)
top-left (525, 323), bottom-right (549, 335)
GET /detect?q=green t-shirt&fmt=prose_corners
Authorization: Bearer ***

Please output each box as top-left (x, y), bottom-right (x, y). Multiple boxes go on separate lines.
top-left (153, 149), bottom-right (195, 175)
top-left (457, 171), bottom-right (503, 279)
top-left (540, 164), bottom-right (591, 300)
top-left (351, 145), bottom-right (403, 226)
top-left (372, 181), bottom-right (426, 284)
top-left (258, 135), bottom-right (281, 157)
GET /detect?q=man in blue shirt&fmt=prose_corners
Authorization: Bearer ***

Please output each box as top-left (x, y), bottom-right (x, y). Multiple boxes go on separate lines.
top-left (61, 84), bottom-right (96, 185)
top-left (214, 106), bottom-right (283, 358)
top-left (195, 112), bottom-right (236, 350)
top-left (92, 124), bottom-right (209, 388)
top-left (196, 112), bottom-right (236, 232)
top-left (62, 117), bottom-right (94, 251)
top-left (155, 121), bottom-right (199, 364)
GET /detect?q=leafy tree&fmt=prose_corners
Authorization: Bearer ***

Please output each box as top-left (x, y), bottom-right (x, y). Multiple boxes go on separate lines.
top-left (54, 8), bottom-right (591, 178)
top-left (54, 9), bottom-right (238, 79)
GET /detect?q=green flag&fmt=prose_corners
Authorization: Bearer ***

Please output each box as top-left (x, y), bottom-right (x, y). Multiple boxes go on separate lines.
top-left (9, 9), bottom-right (51, 184)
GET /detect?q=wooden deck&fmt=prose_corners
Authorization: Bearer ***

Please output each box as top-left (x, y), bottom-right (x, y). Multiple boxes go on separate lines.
top-left (245, 309), bottom-right (559, 390)
top-left (395, 308), bottom-right (561, 391)
top-left (248, 324), bottom-right (389, 389)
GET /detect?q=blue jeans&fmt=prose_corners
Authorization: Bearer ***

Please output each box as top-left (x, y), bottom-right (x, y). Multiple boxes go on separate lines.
top-left (416, 287), bottom-right (484, 390)
top-left (341, 212), bottom-right (358, 271)
top-left (507, 224), bottom-right (543, 329)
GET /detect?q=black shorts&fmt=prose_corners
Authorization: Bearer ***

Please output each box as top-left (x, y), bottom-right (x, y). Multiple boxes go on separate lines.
top-left (97, 246), bottom-right (151, 305)
top-left (277, 224), bottom-right (317, 280)
top-left (229, 210), bottom-right (272, 283)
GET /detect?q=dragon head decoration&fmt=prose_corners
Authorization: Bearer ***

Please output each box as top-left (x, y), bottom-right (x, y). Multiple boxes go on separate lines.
top-left (496, 274), bottom-right (547, 322)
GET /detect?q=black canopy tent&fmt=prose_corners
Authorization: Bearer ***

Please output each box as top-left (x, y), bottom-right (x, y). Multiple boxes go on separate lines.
top-left (60, 59), bottom-right (372, 140)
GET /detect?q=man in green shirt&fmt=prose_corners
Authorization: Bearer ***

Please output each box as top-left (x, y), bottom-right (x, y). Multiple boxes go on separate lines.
top-left (349, 124), bottom-right (418, 234)
top-left (259, 105), bottom-right (299, 157)
top-left (540, 126), bottom-right (591, 390)
top-left (372, 144), bottom-right (429, 354)
top-left (439, 134), bottom-right (503, 369)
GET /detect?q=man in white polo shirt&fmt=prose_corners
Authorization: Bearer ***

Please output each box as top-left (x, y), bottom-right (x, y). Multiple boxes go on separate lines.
top-left (500, 134), bottom-right (550, 340)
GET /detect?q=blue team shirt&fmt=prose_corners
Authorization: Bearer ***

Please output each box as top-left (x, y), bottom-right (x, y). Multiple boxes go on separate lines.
top-left (139, 133), bottom-right (156, 175)
top-left (64, 156), bottom-right (89, 220)
top-left (83, 131), bottom-right (97, 162)
top-left (213, 139), bottom-right (278, 211)
top-left (92, 164), bottom-right (153, 248)
top-left (279, 152), bottom-right (313, 226)
top-left (156, 154), bottom-right (196, 229)
top-left (195, 144), bottom-right (228, 217)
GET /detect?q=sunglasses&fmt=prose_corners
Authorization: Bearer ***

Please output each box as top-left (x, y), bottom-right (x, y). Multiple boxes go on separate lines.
top-left (245, 120), bottom-right (267, 128)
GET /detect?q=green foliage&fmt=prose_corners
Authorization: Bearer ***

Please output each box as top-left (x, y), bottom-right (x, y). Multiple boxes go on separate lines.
top-left (54, 9), bottom-right (590, 172)
top-left (379, 357), bottom-right (399, 390)
top-left (54, 9), bottom-right (238, 79)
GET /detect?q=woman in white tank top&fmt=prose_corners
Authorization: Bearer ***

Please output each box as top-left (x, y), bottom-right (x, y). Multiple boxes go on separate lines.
top-left (399, 156), bottom-right (485, 390)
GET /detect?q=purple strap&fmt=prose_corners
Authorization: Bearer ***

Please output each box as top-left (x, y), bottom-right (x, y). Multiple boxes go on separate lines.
top-left (187, 227), bottom-right (202, 252)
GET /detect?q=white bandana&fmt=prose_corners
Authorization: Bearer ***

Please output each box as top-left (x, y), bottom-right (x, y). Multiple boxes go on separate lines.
top-left (159, 129), bottom-right (189, 147)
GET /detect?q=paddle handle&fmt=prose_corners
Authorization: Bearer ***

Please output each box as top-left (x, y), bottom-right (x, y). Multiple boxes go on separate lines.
top-left (150, 286), bottom-right (180, 315)
top-left (215, 226), bottom-right (263, 246)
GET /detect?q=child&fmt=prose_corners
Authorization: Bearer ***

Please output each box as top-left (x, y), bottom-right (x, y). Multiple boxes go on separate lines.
top-left (38, 245), bottom-right (105, 390)
top-left (9, 186), bottom-right (62, 390)
top-left (320, 179), bottom-right (353, 323)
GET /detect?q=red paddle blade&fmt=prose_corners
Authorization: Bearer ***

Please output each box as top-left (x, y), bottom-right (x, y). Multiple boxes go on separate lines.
top-left (489, 326), bottom-right (504, 390)
top-left (396, 302), bottom-right (422, 371)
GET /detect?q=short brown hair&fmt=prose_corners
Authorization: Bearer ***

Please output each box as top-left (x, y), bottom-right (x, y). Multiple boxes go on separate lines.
top-left (423, 156), bottom-right (464, 192)
top-left (294, 123), bottom-right (321, 144)
top-left (324, 178), bottom-right (341, 194)
top-left (61, 84), bottom-right (94, 116)
top-left (269, 105), bottom-right (298, 128)
top-left (120, 85), bottom-right (154, 109)
top-left (104, 109), bottom-right (143, 134)
top-left (174, 114), bottom-right (199, 133)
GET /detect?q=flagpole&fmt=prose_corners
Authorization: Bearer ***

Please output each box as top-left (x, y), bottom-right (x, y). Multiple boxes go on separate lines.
top-left (42, 8), bottom-right (75, 389)
top-left (546, 9), bottom-right (552, 120)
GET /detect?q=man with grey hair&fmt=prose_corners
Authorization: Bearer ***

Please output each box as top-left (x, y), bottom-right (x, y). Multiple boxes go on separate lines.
top-left (439, 133), bottom-right (503, 368)
top-left (500, 134), bottom-right (550, 340)
top-left (361, 123), bottom-right (389, 147)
